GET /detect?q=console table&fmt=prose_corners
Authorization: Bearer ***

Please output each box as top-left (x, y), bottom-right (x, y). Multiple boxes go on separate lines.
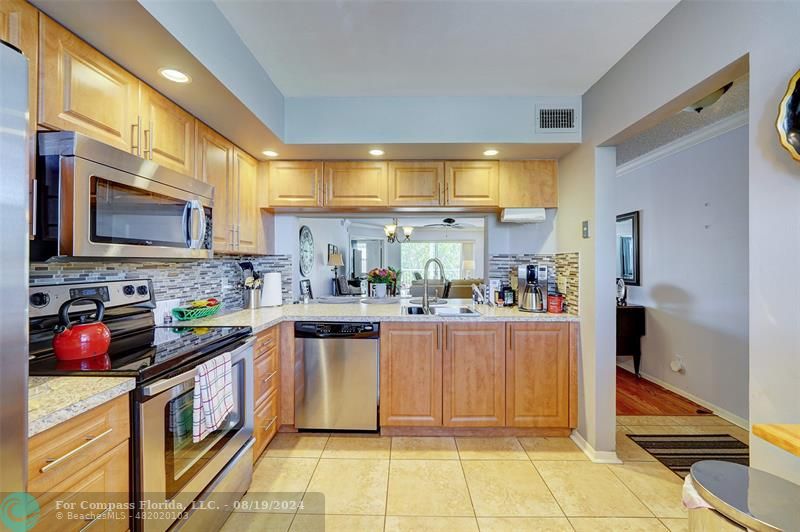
top-left (617, 305), bottom-right (646, 376)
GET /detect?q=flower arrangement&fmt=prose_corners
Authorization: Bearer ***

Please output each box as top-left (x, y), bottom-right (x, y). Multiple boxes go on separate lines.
top-left (367, 267), bottom-right (397, 284)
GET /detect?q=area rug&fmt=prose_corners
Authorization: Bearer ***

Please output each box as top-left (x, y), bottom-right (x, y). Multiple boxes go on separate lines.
top-left (627, 434), bottom-right (749, 478)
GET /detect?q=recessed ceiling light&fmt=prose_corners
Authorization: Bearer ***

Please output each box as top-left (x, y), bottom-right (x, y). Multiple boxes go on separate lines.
top-left (369, 149), bottom-right (385, 156)
top-left (483, 149), bottom-right (499, 156)
top-left (158, 68), bottom-right (191, 84)
top-left (263, 150), bottom-right (279, 157)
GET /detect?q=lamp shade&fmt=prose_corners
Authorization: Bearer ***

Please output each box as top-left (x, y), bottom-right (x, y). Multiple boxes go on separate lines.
top-left (328, 253), bottom-right (344, 267)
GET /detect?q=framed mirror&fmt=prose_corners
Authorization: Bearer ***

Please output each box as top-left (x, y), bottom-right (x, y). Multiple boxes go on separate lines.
top-left (616, 211), bottom-right (640, 286)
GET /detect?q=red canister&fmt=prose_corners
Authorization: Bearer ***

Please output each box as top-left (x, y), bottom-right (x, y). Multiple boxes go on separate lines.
top-left (547, 294), bottom-right (565, 314)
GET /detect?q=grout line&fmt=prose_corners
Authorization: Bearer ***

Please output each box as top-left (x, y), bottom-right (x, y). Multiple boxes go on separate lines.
top-left (456, 452), bottom-right (478, 523)
top-left (290, 434), bottom-right (328, 529)
top-left (522, 437), bottom-right (568, 520)
top-left (605, 463), bottom-right (660, 519)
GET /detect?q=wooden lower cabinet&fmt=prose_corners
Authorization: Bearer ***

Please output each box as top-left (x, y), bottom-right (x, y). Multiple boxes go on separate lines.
top-left (380, 322), bottom-right (442, 427)
top-left (443, 323), bottom-right (505, 427)
top-left (253, 326), bottom-right (280, 462)
top-left (28, 394), bottom-right (130, 531)
top-left (506, 322), bottom-right (572, 428)
top-left (380, 321), bottom-right (576, 432)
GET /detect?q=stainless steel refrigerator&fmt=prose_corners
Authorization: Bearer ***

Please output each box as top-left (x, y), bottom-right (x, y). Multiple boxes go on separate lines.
top-left (0, 40), bottom-right (30, 492)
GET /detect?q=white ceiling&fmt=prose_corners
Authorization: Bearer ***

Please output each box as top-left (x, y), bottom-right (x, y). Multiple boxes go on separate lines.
top-left (215, 0), bottom-right (678, 97)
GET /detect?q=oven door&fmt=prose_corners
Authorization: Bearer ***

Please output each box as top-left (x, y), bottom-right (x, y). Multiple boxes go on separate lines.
top-left (137, 339), bottom-right (254, 532)
top-left (63, 157), bottom-right (212, 259)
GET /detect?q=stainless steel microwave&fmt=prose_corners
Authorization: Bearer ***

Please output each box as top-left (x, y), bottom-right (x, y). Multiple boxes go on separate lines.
top-left (32, 132), bottom-right (213, 260)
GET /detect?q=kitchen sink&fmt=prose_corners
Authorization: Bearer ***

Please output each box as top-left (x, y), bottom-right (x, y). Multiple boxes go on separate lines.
top-left (402, 306), bottom-right (480, 316)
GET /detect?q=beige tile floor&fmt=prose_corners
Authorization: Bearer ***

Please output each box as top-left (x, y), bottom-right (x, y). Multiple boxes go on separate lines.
top-left (220, 414), bottom-right (749, 531)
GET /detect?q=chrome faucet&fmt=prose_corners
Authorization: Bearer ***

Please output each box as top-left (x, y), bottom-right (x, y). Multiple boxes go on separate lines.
top-left (422, 258), bottom-right (445, 314)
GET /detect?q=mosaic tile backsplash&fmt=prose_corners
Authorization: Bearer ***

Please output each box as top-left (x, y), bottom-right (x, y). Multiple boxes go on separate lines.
top-left (488, 252), bottom-right (580, 314)
top-left (30, 255), bottom-right (293, 311)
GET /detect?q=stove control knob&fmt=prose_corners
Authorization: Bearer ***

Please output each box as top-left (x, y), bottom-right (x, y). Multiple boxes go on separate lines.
top-left (123, 285), bottom-right (136, 296)
top-left (30, 292), bottom-right (50, 307)
top-left (136, 285), bottom-right (149, 296)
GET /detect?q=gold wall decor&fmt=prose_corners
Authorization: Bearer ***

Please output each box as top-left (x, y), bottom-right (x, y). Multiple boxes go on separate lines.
top-left (777, 68), bottom-right (800, 162)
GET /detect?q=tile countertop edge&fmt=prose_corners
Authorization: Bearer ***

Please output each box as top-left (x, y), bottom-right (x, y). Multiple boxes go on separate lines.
top-left (187, 304), bottom-right (580, 334)
top-left (28, 377), bottom-right (136, 437)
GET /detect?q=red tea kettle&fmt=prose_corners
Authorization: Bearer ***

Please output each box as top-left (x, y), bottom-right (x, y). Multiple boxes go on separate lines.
top-left (52, 298), bottom-right (111, 361)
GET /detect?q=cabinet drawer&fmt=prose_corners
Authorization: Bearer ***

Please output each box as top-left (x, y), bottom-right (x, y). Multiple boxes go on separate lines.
top-left (253, 391), bottom-right (279, 462)
top-left (29, 395), bottom-right (130, 494)
top-left (255, 350), bottom-right (279, 406)
top-left (35, 441), bottom-right (129, 531)
top-left (255, 327), bottom-right (278, 356)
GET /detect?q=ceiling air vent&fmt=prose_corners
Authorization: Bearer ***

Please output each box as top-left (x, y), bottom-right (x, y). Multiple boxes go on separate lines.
top-left (535, 105), bottom-right (577, 133)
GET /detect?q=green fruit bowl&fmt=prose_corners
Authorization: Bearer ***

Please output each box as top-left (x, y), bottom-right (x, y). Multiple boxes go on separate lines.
top-left (171, 303), bottom-right (221, 321)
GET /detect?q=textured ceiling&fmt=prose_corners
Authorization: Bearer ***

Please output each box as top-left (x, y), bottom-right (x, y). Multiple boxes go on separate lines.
top-left (215, 0), bottom-right (679, 97)
top-left (616, 75), bottom-right (749, 165)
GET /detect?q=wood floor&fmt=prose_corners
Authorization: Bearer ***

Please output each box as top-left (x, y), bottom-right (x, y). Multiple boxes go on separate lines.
top-left (616, 367), bottom-right (713, 416)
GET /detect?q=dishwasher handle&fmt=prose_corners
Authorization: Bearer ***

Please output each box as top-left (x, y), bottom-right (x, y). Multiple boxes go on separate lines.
top-left (294, 321), bottom-right (380, 339)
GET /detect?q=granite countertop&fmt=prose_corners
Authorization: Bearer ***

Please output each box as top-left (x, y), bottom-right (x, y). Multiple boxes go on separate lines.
top-left (28, 376), bottom-right (135, 437)
top-left (189, 299), bottom-right (579, 334)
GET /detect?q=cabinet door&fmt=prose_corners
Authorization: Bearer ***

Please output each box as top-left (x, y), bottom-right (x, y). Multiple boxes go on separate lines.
top-left (499, 160), bottom-right (558, 208)
top-left (323, 161), bottom-right (388, 207)
top-left (34, 441), bottom-right (129, 532)
top-left (39, 15), bottom-right (139, 153)
top-left (1, 0), bottom-right (38, 235)
top-left (267, 161), bottom-right (323, 207)
top-left (387, 161), bottom-right (444, 206)
top-left (380, 323), bottom-right (442, 426)
top-left (506, 323), bottom-right (571, 427)
top-left (233, 147), bottom-right (260, 254)
top-left (444, 161), bottom-right (499, 206)
top-left (195, 122), bottom-right (234, 252)
top-left (443, 323), bottom-right (506, 427)
top-left (139, 83), bottom-right (196, 176)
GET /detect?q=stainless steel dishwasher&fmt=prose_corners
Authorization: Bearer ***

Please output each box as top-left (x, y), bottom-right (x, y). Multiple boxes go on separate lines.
top-left (294, 322), bottom-right (380, 431)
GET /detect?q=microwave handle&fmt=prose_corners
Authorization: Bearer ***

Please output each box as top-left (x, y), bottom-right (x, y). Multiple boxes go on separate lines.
top-left (185, 200), bottom-right (207, 249)
top-left (141, 337), bottom-right (255, 398)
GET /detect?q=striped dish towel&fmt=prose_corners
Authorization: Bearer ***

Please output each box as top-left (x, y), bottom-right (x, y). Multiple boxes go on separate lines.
top-left (192, 353), bottom-right (234, 443)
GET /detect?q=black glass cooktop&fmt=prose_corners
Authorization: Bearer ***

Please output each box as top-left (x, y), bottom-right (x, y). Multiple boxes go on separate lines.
top-left (29, 324), bottom-right (251, 383)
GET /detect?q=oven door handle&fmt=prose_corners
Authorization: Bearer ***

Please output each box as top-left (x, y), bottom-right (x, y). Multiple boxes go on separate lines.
top-left (141, 337), bottom-right (255, 398)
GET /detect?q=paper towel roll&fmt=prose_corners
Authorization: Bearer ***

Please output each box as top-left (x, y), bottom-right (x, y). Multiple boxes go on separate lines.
top-left (260, 272), bottom-right (282, 307)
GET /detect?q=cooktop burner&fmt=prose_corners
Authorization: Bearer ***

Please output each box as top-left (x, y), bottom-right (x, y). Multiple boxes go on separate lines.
top-left (29, 324), bottom-right (251, 383)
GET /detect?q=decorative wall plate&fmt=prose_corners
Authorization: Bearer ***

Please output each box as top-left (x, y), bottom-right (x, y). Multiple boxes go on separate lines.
top-left (299, 225), bottom-right (314, 277)
top-left (777, 68), bottom-right (800, 162)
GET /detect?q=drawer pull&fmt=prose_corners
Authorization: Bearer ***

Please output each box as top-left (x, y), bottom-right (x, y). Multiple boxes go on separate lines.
top-left (262, 370), bottom-right (278, 383)
top-left (41, 428), bottom-right (113, 473)
top-left (79, 505), bottom-right (110, 532)
top-left (264, 417), bottom-right (277, 432)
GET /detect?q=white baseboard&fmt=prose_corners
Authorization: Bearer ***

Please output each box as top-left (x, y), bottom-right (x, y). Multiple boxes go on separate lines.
top-left (616, 362), bottom-right (749, 429)
top-left (570, 430), bottom-right (622, 464)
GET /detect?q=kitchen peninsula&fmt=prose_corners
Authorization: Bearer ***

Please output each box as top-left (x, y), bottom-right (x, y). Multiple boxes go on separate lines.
top-left (189, 300), bottom-right (579, 446)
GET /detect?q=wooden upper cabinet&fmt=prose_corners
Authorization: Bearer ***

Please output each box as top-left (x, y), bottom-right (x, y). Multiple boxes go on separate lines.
top-left (380, 323), bottom-right (442, 427)
top-left (387, 161), bottom-right (444, 206)
top-left (268, 161), bottom-right (323, 207)
top-left (506, 323), bottom-right (571, 428)
top-left (139, 83), bottom-right (196, 176)
top-left (443, 323), bottom-right (506, 427)
top-left (233, 147), bottom-right (260, 254)
top-left (499, 160), bottom-right (558, 208)
top-left (38, 15), bottom-right (139, 153)
top-left (323, 161), bottom-right (388, 207)
top-left (196, 122), bottom-right (234, 252)
top-left (444, 161), bottom-right (499, 206)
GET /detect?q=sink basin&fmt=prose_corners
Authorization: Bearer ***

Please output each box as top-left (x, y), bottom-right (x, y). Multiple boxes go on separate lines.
top-left (430, 306), bottom-right (480, 316)
top-left (402, 306), bottom-right (480, 316)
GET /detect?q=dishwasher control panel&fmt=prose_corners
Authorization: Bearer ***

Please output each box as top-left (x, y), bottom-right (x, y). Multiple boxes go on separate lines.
top-left (295, 321), bottom-right (380, 338)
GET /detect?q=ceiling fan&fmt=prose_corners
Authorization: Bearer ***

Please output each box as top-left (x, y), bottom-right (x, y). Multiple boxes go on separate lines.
top-left (423, 217), bottom-right (472, 229)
